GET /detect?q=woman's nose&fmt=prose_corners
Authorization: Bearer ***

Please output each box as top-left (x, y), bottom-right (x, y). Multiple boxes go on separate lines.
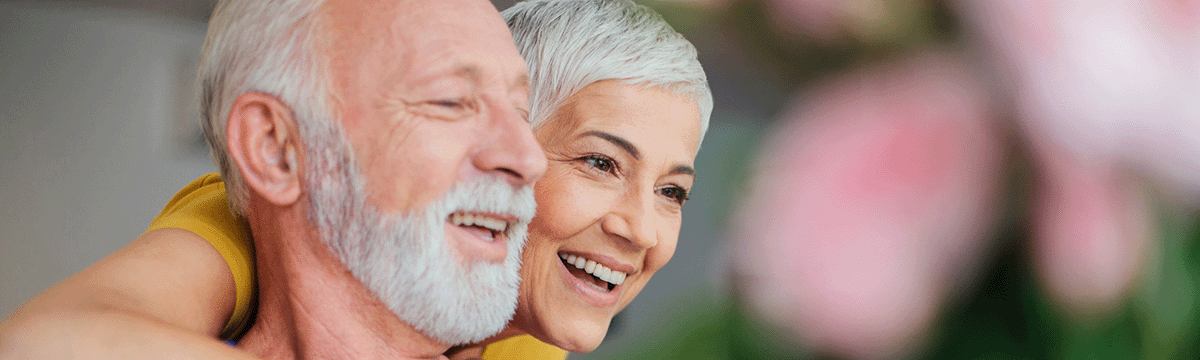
top-left (599, 193), bottom-right (658, 250)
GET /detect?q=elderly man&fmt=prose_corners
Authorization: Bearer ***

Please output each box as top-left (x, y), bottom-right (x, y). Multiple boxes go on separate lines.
top-left (0, 0), bottom-right (544, 359)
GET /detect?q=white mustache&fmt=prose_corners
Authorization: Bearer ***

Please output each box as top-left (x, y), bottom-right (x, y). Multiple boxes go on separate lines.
top-left (435, 175), bottom-right (537, 235)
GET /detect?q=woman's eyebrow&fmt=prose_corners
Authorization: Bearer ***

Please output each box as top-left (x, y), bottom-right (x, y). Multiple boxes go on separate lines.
top-left (669, 164), bottom-right (695, 177)
top-left (581, 130), bottom-right (639, 160)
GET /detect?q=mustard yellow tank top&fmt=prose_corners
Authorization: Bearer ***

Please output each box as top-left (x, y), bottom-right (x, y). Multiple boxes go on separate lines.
top-left (146, 173), bottom-right (255, 339)
top-left (147, 174), bottom-right (567, 359)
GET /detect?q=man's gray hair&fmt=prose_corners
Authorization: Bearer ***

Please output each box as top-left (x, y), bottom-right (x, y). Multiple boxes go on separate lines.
top-left (503, 0), bottom-right (713, 141)
top-left (199, 0), bottom-right (330, 214)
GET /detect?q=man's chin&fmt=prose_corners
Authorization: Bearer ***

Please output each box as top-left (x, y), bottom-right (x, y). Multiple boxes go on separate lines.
top-left (356, 215), bottom-right (521, 345)
top-left (314, 201), bottom-right (519, 345)
top-left (394, 261), bottom-right (520, 345)
top-left (353, 241), bottom-right (520, 345)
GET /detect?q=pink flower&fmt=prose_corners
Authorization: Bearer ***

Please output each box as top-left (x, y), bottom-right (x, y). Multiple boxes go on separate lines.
top-left (732, 52), bottom-right (1003, 359)
top-left (958, 0), bottom-right (1200, 200)
top-left (1028, 139), bottom-right (1153, 318)
top-left (764, 0), bottom-right (930, 43)
top-left (956, 0), bottom-right (1182, 318)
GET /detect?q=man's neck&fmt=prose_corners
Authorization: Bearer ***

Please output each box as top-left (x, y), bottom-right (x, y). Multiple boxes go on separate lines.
top-left (237, 202), bottom-right (450, 360)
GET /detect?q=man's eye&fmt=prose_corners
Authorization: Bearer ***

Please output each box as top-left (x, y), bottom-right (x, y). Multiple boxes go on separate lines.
top-left (419, 98), bottom-right (477, 120)
top-left (581, 154), bottom-right (617, 174)
top-left (658, 186), bottom-right (690, 205)
top-left (517, 108), bottom-right (531, 123)
top-left (432, 99), bottom-right (466, 108)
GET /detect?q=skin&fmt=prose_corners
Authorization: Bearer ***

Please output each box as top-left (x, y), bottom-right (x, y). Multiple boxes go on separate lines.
top-left (1, 4), bottom-right (700, 358)
top-left (2, 79), bottom-right (698, 360)
top-left (451, 80), bottom-right (703, 358)
top-left (0, 229), bottom-right (256, 360)
top-left (0, 0), bottom-right (542, 359)
top-left (232, 0), bottom-right (543, 358)
top-left (319, 0), bottom-right (541, 264)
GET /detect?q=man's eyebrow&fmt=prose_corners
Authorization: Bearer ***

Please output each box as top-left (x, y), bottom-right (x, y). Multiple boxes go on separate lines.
top-left (513, 72), bottom-right (529, 91)
top-left (454, 65), bottom-right (481, 81)
top-left (451, 65), bottom-right (527, 94)
top-left (581, 130), bottom-right (639, 160)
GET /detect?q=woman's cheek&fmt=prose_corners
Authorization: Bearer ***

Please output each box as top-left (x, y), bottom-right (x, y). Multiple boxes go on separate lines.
top-left (646, 219), bottom-right (680, 274)
top-left (539, 175), bottom-right (596, 230)
top-left (532, 172), bottom-right (572, 228)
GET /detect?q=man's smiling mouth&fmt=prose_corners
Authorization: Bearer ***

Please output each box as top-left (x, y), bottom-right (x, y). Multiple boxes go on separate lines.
top-left (449, 212), bottom-right (510, 240)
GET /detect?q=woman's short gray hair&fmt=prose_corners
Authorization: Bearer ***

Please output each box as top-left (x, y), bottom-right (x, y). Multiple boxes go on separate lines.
top-left (503, 0), bottom-right (712, 142)
top-left (199, 0), bottom-right (330, 214)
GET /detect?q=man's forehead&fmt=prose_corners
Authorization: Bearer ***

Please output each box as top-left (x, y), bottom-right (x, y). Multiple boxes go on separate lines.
top-left (319, 0), bottom-right (528, 104)
top-left (390, 2), bottom-right (528, 87)
top-left (321, 0), bottom-right (506, 37)
top-left (323, 0), bottom-right (516, 57)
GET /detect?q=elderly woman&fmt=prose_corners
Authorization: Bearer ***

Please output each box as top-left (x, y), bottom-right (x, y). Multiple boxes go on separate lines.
top-left (449, 1), bottom-right (709, 357)
top-left (1, 0), bottom-right (709, 358)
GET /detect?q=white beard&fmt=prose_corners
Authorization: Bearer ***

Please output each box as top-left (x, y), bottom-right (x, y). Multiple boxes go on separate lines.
top-left (302, 123), bottom-right (535, 345)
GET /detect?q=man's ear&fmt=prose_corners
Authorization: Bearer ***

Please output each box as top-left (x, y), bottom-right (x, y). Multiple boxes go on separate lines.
top-left (226, 92), bottom-right (303, 207)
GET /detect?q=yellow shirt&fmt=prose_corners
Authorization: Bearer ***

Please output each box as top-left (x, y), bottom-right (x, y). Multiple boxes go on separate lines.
top-left (147, 174), bottom-right (567, 359)
top-left (146, 173), bottom-right (255, 339)
top-left (481, 335), bottom-right (569, 360)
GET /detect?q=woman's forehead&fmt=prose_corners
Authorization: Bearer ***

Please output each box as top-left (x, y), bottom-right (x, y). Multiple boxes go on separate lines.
top-left (552, 82), bottom-right (702, 165)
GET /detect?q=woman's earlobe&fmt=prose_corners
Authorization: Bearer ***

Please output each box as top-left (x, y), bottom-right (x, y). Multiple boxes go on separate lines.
top-left (226, 92), bottom-right (303, 207)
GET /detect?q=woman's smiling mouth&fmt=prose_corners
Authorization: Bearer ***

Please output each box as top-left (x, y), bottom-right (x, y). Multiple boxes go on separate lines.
top-left (558, 253), bottom-right (627, 292)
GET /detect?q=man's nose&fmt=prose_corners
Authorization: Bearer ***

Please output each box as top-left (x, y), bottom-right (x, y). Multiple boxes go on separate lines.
top-left (472, 103), bottom-right (547, 186)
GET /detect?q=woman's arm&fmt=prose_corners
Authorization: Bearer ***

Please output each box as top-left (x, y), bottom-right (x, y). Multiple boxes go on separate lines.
top-left (0, 228), bottom-right (257, 359)
top-left (446, 345), bottom-right (485, 360)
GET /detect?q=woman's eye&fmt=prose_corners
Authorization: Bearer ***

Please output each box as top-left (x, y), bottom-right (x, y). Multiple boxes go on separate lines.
top-left (658, 186), bottom-right (689, 205)
top-left (582, 155), bottom-right (617, 174)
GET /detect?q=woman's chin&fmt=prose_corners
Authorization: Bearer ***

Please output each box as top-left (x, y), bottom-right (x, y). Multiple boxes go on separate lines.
top-left (539, 316), bottom-right (611, 353)
top-left (555, 335), bottom-right (604, 354)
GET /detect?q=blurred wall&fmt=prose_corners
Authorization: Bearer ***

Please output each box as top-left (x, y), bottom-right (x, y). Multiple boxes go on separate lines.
top-left (0, 0), bottom-right (216, 315)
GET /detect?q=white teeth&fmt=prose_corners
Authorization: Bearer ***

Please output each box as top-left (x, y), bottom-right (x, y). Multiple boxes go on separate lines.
top-left (450, 212), bottom-right (509, 234)
top-left (556, 252), bottom-right (628, 287)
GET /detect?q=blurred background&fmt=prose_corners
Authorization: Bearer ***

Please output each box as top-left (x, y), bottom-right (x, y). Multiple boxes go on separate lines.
top-left (3, 0), bottom-right (1199, 359)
